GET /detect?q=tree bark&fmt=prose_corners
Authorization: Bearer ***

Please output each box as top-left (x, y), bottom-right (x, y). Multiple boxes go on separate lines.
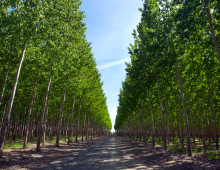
top-left (205, 63), bottom-right (218, 150)
top-left (42, 88), bottom-right (51, 146)
top-left (164, 94), bottom-right (170, 145)
top-left (23, 74), bottom-right (38, 149)
top-left (141, 101), bottom-right (146, 145)
top-left (36, 61), bottom-right (54, 152)
top-left (75, 101), bottom-right (81, 143)
top-left (193, 70), bottom-right (206, 150)
top-left (177, 88), bottom-right (184, 149)
top-left (0, 43), bottom-right (27, 158)
top-left (56, 82), bottom-right (68, 147)
top-left (148, 90), bottom-right (155, 147)
top-left (68, 96), bottom-right (75, 144)
top-left (186, 85), bottom-right (196, 145)
top-left (156, 75), bottom-right (167, 150)
top-left (175, 55), bottom-right (192, 156)
top-left (82, 110), bottom-right (87, 142)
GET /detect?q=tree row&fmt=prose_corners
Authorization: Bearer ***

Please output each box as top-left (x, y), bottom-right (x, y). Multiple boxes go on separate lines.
top-left (0, 0), bottom-right (112, 158)
top-left (115, 0), bottom-right (220, 157)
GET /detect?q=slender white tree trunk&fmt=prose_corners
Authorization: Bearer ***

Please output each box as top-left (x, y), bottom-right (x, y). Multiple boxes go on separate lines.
top-left (36, 61), bottom-right (54, 152)
top-left (0, 43), bottom-right (27, 158)
top-left (175, 55), bottom-right (192, 156)
top-left (206, 5), bottom-right (220, 63)
top-left (56, 82), bottom-right (68, 147)
top-left (156, 75), bottom-right (167, 150)
top-left (148, 90), bottom-right (155, 147)
top-left (23, 74), bottom-right (38, 149)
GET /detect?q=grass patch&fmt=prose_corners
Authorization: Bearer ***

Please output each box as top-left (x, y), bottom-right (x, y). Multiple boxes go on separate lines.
top-left (3, 140), bottom-right (32, 149)
top-left (168, 145), bottom-right (186, 152)
top-left (191, 147), bottom-right (203, 153)
top-left (205, 150), bottom-right (220, 160)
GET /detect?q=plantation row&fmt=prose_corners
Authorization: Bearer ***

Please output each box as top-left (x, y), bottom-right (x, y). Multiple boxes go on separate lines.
top-left (115, 0), bottom-right (220, 157)
top-left (0, 0), bottom-right (111, 158)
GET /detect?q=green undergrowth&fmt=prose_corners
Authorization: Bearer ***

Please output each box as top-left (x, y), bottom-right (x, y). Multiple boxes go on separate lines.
top-left (4, 135), bottom-right (86, 149)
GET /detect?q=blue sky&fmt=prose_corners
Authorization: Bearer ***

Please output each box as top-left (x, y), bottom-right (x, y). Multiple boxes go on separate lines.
top-left (81, 0), bottom-right (143, 131)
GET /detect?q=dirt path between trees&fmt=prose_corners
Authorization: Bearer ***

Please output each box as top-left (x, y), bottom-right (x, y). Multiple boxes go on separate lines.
top-left (1, 135), bottom-right (220, 169)
top-left (39, 135), bottom-right (146, 170)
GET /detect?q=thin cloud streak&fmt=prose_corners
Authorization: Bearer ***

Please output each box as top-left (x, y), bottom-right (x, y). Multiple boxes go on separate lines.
top-left (98, 57), bottom-right (130, 70)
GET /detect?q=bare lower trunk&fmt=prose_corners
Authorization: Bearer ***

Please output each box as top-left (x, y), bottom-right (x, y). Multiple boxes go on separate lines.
top-left (164, 95), bottom-right (170, 145)
top-left (0, 43), bottom-right (27, 158)
top-left (36, 62), bottom-right (54, 152)
top-left (141, 101), bottom-right (146, 145)
top-left (148, 90), bottom-right (155, 147)
top-left (205, 63), bottom-right (218, 150)
top-left (177, 89), bottom-right (184, 149)
top-left (76, 102), bottom-right (81, 143)
top-left (186, 86), bottom-right (195, 145)
top-left (86, 117), bottom-right (89, 140)
top-left (156, 75), bottom-right (167, 150)
top-left (68, 96), bottom-right (75, 144)
top-left (65, 106), bottom-right (70, 142)
top-left (82, 110), bottom-right (87, 142)
top-left (193, 70), bottom-right (206, 150)
top-left (42, 89), bottom-right (51, 146)
top-left (56, 83), bottom-right (68, 147)
top-left (175, 56), bottom-right (191, 156)
top-left (23, 75), bottom-right (38, 149)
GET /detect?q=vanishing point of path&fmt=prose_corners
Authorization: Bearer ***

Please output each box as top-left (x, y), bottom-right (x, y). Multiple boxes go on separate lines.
top-left (39, 135), bottom-right (147, 170)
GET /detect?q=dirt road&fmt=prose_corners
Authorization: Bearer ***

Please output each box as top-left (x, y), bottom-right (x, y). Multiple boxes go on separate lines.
top-left (39, 135), bottom-right (147, 170)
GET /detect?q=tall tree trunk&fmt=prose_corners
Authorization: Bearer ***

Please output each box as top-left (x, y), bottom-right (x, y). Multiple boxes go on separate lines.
top-left (13, 105), bottom-right (20, 142)
top-left (76, 101), bottom-right (81, 143)
top-left (42, 89), bottom-right (51, 146)
top-left (156, 75), bottom-right (167, 150)
top-left (141, 101), bottom-right (146, 145)
top-left (86, 116), bottom-right (89, 141)
top-left (49, 105), bottom-right (56, 140)
top-left (175, 55), bottom-right (192, 156)
top-left (82, 110), bottom-right (87, 142)
top-left (136, 109), bottom-right (139, 141)
top-left (0, 43), bottom-right (27, 158)
top-left (68, 96), bottom-right (75, 144)
top-left (23, 75), bottom-right (38, 148)
top-left (186, 86), bottom-right (196, 145)
top-left (193, 70), bottom-right (206, 150)
top-left (0, 57), bottom-right (12, 109)
top-left (177, 89), bottom-right (184, 149)
top-left (164, 94), bottom-right (170, 145)
top-left (65, 106), bottom-right (71, 142)
top-left (205, 4), bottom-right (220, 63)
top-left (148, 90), bottom-right (155, 147)
top-left (36, 62), bottom-right (54, 152)
top-left (205, 63), bottom-right (219, 150)
top-left (56, 83), bottom-right (68, 147)
top-left (29, 101), bottom-right (36, 142)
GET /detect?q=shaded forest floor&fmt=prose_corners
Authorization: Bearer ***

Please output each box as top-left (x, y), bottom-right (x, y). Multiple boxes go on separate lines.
top-left (0, 137), bottom-right (104, 169)
top-left (0, 135), bottom-right (220, 169)
top-left (119, 137), bottom-right (220, 169)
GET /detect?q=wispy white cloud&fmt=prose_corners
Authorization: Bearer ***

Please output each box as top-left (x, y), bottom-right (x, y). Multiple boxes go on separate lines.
top-left (98, 57), bottom-right (130, 70)
top-left (81, 0), bottom-right (143, 130)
